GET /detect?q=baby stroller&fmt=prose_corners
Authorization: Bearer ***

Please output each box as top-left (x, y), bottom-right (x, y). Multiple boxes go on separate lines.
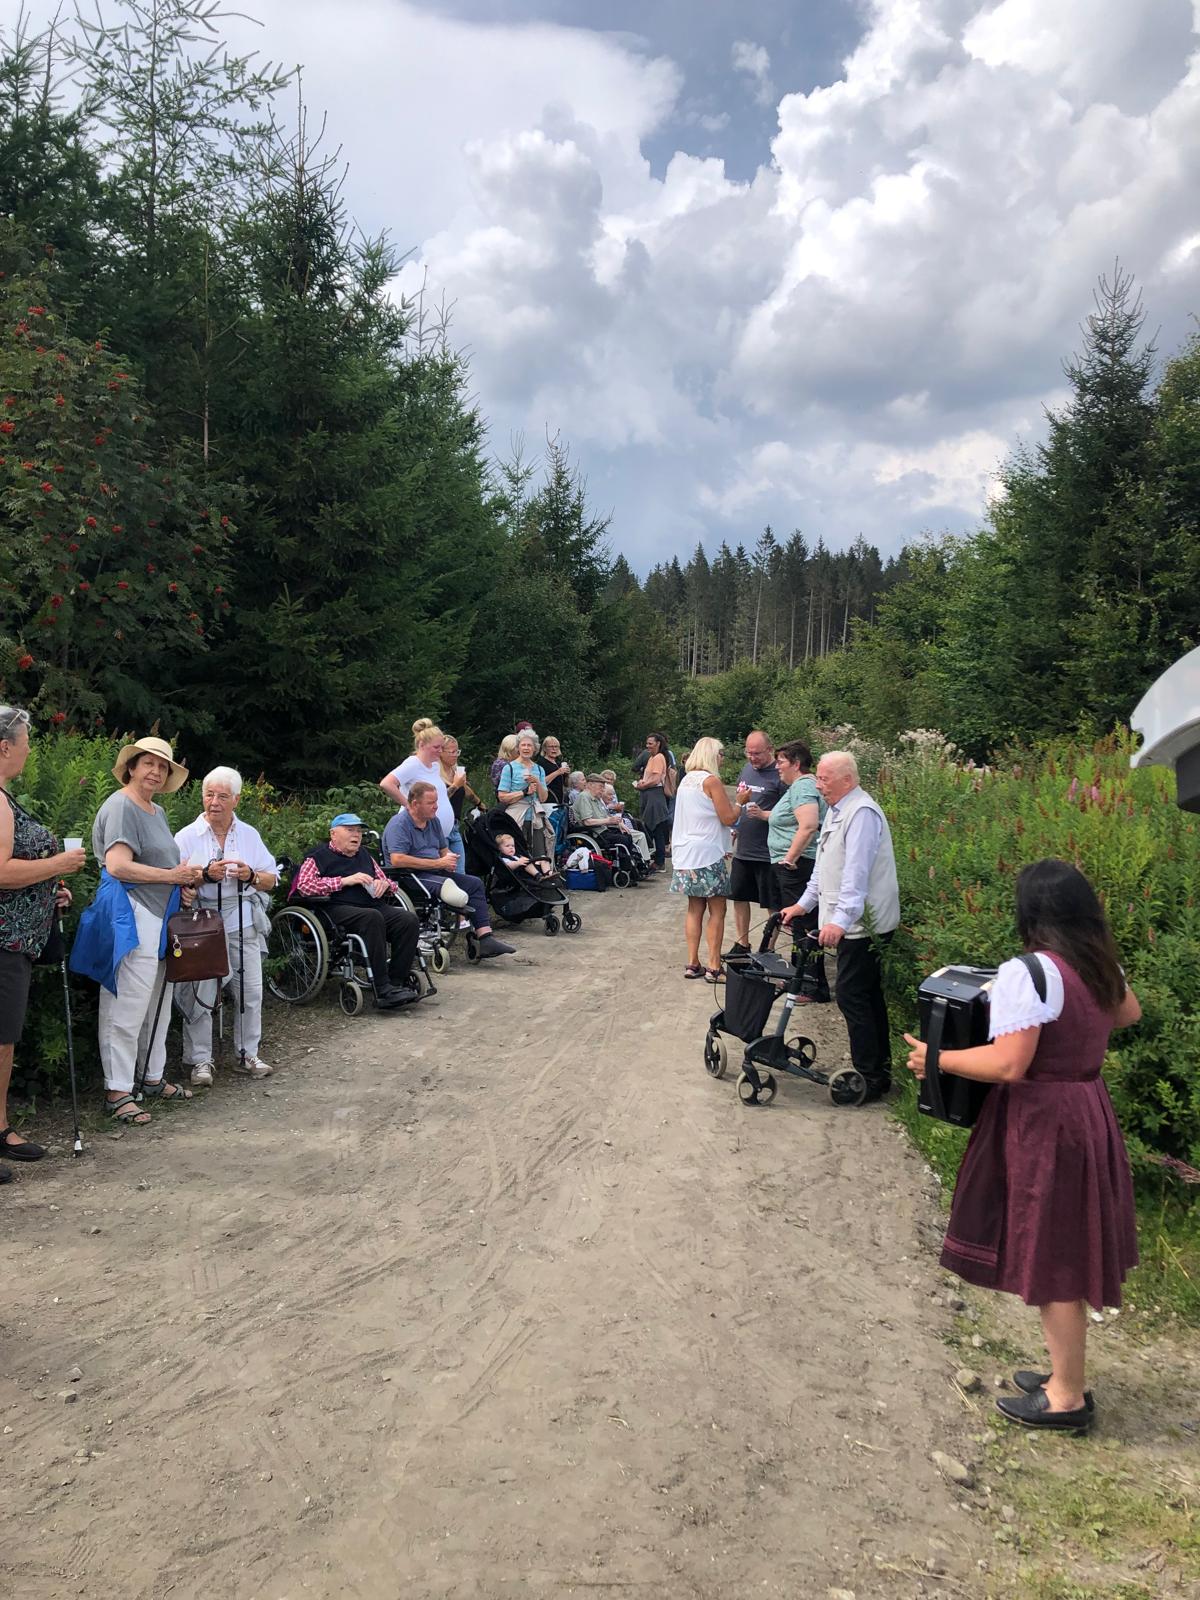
top-left (704, 916), bottom-right (868, 1107)
top-left (466, 808), bottom-right (583, 936)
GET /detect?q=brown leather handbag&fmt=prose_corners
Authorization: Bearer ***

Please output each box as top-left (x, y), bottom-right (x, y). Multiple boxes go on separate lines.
top-left (165, 906), bottom-right (229, 983)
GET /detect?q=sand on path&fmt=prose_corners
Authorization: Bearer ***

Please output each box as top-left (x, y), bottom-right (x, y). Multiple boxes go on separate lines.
top-left (1, 877), bottom-right (992, 1598)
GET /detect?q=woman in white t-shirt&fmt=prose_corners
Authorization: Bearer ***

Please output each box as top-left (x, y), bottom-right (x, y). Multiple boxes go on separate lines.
top-left (669, 737), bottom-right (746, 982)
top-left (378, 719), bottom-right (455, 844)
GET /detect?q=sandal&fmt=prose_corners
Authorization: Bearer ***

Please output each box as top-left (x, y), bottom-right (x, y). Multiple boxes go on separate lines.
top-left (684, 964), bottom-right (704, 979)
top-left (140, 1080), bottom-right (193, 1102)
top-left (107, 1094), bottom-right (151, 1126)
top-left (704, 967), bottom-right (725, 984)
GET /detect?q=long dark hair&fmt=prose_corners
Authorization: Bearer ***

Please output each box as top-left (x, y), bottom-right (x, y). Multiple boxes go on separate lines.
top-left (1015, 859), bottom-right (1125, 1011)
top-left (646, 732), bottom-right (669, 761)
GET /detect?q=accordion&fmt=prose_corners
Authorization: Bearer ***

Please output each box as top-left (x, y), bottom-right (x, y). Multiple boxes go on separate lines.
top-left (917, 956), bottom-right (1046, 1127)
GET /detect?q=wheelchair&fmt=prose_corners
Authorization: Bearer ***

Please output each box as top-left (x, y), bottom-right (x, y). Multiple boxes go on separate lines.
top-left (266, 854), bottom-right (444, 1016)
top-left (562, 823), bottom-right (647, 888)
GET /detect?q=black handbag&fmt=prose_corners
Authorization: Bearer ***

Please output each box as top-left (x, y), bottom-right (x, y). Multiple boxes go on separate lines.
top-left (917, 954), bottom-right (1046, 1128)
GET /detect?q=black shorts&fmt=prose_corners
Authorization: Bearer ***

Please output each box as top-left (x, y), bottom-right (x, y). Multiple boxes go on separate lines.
top-left (728, 856), bottom-right (780, 910)
top-left (0, 948), bottom-right (34, 1046)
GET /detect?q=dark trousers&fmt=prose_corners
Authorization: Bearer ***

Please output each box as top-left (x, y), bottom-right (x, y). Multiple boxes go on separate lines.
top-left (834, 933), bottom-right (893, 1081)
top-left (326, 901), bottom-right (419, 993)
top-left (414, 870), bottom-right (490, 931)
top-left (772, 859), bottom-right (830, 1001)
top-left (649, 819), bottom-right (670, 868)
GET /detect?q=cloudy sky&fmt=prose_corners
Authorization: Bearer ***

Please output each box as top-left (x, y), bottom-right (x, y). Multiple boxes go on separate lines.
top-left (47, 0), bottom-right (1200, 570)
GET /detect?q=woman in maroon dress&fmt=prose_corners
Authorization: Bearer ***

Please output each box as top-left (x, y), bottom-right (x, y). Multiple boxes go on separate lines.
top-left (904, 859), bottom-right (1141, 1435)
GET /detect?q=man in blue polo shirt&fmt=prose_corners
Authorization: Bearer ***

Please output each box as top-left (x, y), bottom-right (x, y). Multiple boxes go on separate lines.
top-left (382, 782), bottom-right (514, 960)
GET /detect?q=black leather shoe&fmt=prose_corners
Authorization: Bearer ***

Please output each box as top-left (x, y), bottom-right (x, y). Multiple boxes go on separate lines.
top-left (996, 1388), bottom-right (1092, 1435)
top-left (1014, 1370), bottom-right (1094, 1410)
top-left (860, 1076), bottom-right (893, 1103)
top-left (476, 934), bottom-right (515, 959)
top-left (0, 1127), bottom-right (46, 1161)
top-left (375, 986), bottom-right (419, 1010)
top-left (722, 942), bottom-right (750, 959)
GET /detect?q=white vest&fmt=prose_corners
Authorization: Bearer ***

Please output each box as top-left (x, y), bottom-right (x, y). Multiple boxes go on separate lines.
top-left (815, 787), bottom-right (900, 938)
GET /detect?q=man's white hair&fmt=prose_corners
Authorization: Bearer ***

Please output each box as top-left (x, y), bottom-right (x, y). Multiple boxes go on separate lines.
top-left (820, 750), bottom-right (859, 784)
top-left (203, 764), bottom-right (243, 796)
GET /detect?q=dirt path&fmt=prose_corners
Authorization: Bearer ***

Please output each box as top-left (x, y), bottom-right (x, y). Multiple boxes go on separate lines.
top-left (1, 880), bottom-right (997, 1599)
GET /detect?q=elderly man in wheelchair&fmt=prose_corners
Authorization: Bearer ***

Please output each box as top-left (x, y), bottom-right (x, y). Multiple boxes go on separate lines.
top-left (280, 813), bottom-right (425, 1012)
top-left (382, 782), bottom-right (514, 961)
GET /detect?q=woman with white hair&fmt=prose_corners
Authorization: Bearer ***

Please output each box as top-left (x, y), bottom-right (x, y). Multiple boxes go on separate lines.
top-left (173, 766), bottom-right (279, 1085)
top-left (670, 737), bottom-right (747, 981)
top-left (497, 729), bottom-right (553, 859)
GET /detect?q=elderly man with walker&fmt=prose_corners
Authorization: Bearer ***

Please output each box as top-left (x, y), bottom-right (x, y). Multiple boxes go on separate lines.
top-left (781, 750), bottom-right (899, 1101)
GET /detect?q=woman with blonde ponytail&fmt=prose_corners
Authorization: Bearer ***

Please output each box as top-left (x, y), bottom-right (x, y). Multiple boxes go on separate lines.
top-left (378, 721), bottom-right (457, 851)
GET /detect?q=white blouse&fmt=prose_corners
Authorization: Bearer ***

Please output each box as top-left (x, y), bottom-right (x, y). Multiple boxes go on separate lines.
top-left (987, 952), bottom-right (1064, 1038)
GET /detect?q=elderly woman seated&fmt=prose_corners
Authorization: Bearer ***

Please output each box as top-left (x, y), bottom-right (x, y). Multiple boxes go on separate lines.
top-left (600, 769), bottom-right (653, 869)
top-left (566, 771), bottom-right (587, 819)
top-left (382, 783), bottom-right (514, 960)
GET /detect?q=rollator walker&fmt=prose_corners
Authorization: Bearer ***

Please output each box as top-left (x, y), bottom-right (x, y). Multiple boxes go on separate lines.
top-left (703, 915), bottom-right (869, 1107)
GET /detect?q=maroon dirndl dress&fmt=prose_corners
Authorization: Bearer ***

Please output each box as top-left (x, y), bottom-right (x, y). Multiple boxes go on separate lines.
top-left (940, 954), bottom-right (1138, 1309)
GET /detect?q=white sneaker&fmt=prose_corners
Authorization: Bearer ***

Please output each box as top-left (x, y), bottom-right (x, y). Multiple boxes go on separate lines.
top-left (233, 1054), bottom-right (272, 1078)
top-left (189, 1061), bottom-right (214, 1088)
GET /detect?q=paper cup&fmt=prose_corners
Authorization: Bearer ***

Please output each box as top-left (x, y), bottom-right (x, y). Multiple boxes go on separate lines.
top-left (64, 836), bottom-right (83, 852)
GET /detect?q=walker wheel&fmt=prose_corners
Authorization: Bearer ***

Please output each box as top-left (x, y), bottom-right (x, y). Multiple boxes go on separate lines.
top-left (544, 914), bottom-right (560, 936)
top-left (431, 944), bottom-right (449, 975)
top-left (828, 1067), bottom-right (868, 1107)
top-left (562, 910), bottom-right (582, 933)
top-left (339, 981), bottom-right (365, 1016)
top-left (736, 1072), bottom-right (760, 1105)
top-left (787, 1035), bottom-right (817, 1068)
top-left (703, 1032), bottom-right (728, 1080)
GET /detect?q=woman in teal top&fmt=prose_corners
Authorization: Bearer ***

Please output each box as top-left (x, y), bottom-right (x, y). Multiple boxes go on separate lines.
top-left (767, 739), bottom-right (830, 1000)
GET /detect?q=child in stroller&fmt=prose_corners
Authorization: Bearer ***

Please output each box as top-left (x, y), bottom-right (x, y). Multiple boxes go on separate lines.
top-left (466, 809), bottom-right (583, 937)
top-left (496, 834), bottom-right (556, 877)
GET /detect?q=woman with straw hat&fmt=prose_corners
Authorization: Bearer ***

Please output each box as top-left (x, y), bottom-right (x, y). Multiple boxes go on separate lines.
top-left (91, 735), bottom-right (201, 1124)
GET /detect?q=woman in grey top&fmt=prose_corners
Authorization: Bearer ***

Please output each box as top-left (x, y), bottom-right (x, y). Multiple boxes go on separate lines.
top-left (92, 736), bottom-right (201, 1124)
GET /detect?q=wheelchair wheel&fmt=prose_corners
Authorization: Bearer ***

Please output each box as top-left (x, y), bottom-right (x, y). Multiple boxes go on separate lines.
top-left (562, 910), bottom-right (582, 933)
top-left (736, 1072), bottom-right (760, 1105)
top-left (430, 943), bottom-right (450, 975)
top-left (267, 906), bottom-right (330, 1004)
top-left (703, 1031), bottom-right (728, 1079)
top-left (339, 981), bottom-right (365, 1016)
top-left (465, 934), bottom-right (481, 964)
top-left (787, 1035), bottom-right (817, 1068)
top-left (613, 868), bottom-right (633, 889)
top-left (828, 1067), bottom-right (868, 1107)
top-left (544, 914), bottom-right (560, 936)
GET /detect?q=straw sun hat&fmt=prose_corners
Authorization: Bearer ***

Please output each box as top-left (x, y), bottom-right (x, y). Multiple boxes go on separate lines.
top-left (112, 734), bottom-right (189, 793)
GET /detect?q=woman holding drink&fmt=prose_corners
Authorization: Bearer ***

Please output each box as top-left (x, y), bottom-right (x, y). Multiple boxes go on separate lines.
top-left (0, 705), bottom-right (86, 1173)
top-left (174, 766), bottom-right (279, 1086)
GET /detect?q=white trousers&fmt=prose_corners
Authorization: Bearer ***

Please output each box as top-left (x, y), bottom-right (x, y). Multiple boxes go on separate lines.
top-left (98, 900), bottom-right (170, 1093)
top-left (175, 922), bottom-right (264, 1063)
top-left (623, 824), bottom-right (652, 864)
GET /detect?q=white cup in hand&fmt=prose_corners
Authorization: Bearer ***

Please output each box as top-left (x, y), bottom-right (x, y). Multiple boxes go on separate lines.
top-left (64, 836), bottom-right (83, 852)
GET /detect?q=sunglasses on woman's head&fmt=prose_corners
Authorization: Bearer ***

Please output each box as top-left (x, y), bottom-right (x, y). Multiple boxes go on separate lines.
top-left (0, 708), bottom-right (31, 741)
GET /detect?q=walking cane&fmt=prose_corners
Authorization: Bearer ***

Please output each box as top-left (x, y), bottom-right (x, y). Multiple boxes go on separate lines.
top-left (56, 893), bottom-right (83, 1156)
top-left (236, 873), bottom-right (246, 1071)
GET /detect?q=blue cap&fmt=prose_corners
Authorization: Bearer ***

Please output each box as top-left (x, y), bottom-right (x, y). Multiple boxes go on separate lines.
top-left (330, 813), bottom-right (364, 829)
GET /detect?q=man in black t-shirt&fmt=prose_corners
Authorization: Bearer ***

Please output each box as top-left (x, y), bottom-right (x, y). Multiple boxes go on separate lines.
top-left (726, 730), bottom-right (785, 956)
